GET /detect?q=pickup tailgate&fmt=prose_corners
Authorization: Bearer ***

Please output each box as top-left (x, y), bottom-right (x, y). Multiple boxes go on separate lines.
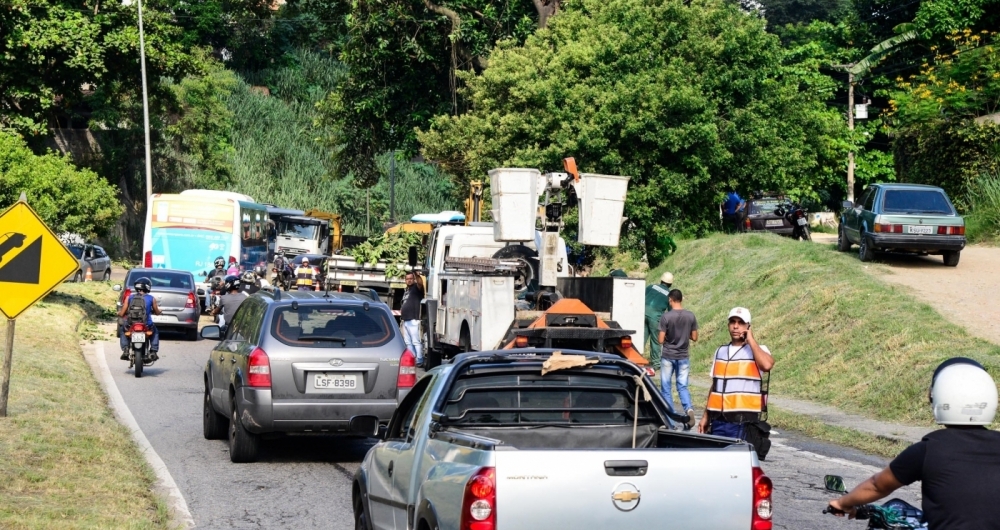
top-left (494, 449), bottom-right (753, 529)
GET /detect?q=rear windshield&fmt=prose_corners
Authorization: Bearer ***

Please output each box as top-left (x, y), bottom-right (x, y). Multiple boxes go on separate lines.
top-left (882, 190), bottom-right (954, 215)
top-left (442, 372), bottom-right (661, 426)
top-left (749, 198), bottom-right (782, 215)
top-left (270, 305), bottom-right (394, 348)
top-left (126, 271), bottom-right (194, 289)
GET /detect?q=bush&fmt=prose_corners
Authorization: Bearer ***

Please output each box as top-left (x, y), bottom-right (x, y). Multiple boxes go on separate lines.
top-left (966, 169), bottom-right (1000, 243)
top-left (0, 132), bottom-right (122, 239)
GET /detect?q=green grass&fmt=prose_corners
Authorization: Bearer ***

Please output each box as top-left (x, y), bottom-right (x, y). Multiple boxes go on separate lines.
top-left (648, 232), bottom-right (1000, 425)
top-left (0, 282), bottom-right (168, 529)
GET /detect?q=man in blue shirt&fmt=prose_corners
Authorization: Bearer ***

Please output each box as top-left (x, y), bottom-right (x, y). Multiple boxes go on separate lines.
top-left (722, 191), bottom-right (746, 233)
top-left (118, 277), bottom-right (162, 361)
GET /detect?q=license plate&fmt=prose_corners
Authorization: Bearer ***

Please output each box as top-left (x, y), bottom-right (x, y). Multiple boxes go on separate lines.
top-left (151, 314), bottom-right (172, 323)
top-left (313, 373), bottom-right (359, 390)
top-left (907, 225), bottom-right (933, 234)
top-left (131, 333), bottom-right (146, 343)
top-left (765, 219), bottom-right (784, 227)
top-left (339, 280), bottom-right (358, 286)
top-left (796, 218), bottom-right (808, 226)
top-left (390, 282), bottom-right (406, 289)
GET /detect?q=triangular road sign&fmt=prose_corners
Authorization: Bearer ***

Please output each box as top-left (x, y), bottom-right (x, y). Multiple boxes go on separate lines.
top-left (0, 202), bottom-right (80, 319)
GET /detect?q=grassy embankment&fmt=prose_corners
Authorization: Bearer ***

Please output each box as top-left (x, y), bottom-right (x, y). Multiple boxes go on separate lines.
top-left (0, 282), bottom-right (169, 529)
top-left (649, 233), bottom-right (1000, 427)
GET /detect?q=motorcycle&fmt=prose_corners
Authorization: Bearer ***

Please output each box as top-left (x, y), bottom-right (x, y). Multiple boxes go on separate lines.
top-left (823, 475), bottom-right (925, 529)
top-left (775, 201), bottom-right (812, 241)
top-left (271, 262), bottom-right (293, 291)
top-left (124, 321), bottom-right (154, 378)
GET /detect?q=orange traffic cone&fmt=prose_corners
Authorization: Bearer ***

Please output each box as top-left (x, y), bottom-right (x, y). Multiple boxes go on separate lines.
top-left (85, 267), bottom-right (93, 282)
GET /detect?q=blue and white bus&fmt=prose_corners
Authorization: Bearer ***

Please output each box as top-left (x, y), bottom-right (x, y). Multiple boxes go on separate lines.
top-left (142, 190), bottom-right (269, 281)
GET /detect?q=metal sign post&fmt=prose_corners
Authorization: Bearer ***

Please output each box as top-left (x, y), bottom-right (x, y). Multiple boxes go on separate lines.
top-left (0, 193), bottom-right (80, 417)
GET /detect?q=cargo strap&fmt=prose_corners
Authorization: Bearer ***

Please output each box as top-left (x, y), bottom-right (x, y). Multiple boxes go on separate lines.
top-left (631, 375), bottom-right (651, 448)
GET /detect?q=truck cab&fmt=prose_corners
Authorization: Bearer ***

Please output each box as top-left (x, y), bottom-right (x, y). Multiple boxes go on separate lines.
top-left (275, 216), bottom-right (330, 258)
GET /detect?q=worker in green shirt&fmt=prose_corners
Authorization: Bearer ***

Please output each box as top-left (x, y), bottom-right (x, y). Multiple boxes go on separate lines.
top-left (644, 272), bottom-right (674, 370)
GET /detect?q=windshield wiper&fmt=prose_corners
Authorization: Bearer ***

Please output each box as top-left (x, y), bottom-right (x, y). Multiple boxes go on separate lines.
top-left (297, 336), bottom-right (347, 343)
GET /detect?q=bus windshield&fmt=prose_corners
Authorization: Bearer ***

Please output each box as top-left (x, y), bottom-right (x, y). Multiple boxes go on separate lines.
top-left (279, 221), bottom-right (320, 240)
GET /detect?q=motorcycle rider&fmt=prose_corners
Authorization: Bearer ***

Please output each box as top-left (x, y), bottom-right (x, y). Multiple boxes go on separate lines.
top-left (205, 256), bottom-right (226, 310)
top-left (212, 275), bottom-right (247, 332)
top-left (240, 269), bottom-right (260, 295)
top-left (827, 357), bottom-right (1000, 529)
top-left (272, 255), bottom-right (291, 290)
top-left (117, 277), bottom-right (162, 361)
top-left (254, 264), bottom-right (271, 288)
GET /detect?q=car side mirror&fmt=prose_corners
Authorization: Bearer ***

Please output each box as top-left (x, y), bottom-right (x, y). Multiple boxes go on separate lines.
top-left (196, 288), bottom-right (205, 296)
top-left (349, 415), bottom-right (381, 437)
top-left (201, 325), bottom-right (222, 340)
top-left (112, 284), bottom-right (122, 292)
top-left (841, 200), bottom-right (854, 210)
top-left (824, 475), bottom-right (848, 493)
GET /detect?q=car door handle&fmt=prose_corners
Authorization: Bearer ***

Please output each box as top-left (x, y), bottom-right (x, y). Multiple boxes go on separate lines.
top-left (604, 460), bottom-right (648, 476)
top-left (388, 461), bottom-right (394, 477)
top-left (231, 358), bottom-right (237, 363)
top-left (219, 355), bottom-right (224, 362)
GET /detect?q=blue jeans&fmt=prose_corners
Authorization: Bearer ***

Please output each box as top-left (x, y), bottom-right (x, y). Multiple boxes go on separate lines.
top-left (660, 358), bottom-right (692, 413)
top-left (711, 419), bottom-right (747, 440)
top-left (119, 323), bottom-right (160, 352)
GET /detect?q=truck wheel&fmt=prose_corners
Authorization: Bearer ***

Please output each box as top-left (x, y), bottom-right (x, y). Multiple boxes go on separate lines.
top-left (837, 224), bottom-right (851, 252)
top-left (943, 251), bottom-right (960, 267)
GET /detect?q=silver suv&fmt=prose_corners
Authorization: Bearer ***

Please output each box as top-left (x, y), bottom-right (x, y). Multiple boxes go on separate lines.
top-left (201, 290), bottom-right (417, 463)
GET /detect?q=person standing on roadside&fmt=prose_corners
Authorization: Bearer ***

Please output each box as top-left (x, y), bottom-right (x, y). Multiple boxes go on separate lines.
top-left (295, 257), bottom-right (318, 291)
top-left (657, 289), bottom-right (699, 430)
top-left (697, 307), bottom-right (774, 440)
top-left (644, 272), bottom-right (673, 371)
top-left (400, 271), bottom-right (425, 368)
top-left (722, 191), bottom-right (747, 233)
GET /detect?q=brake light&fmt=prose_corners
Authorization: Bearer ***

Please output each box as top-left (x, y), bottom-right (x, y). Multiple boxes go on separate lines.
top-left (751, 466), bottom-right (773, 530)
top-left (461, 467), bottom-right (496, 530)
top-left (937, 225), bottom-right (965, 235)
top-left (744, 218), bottom-right (751, 229)
top-left (874, 223), bottom-right (903, 233)
top-left (144, 251), bottom-right (152, 268)
top-left (514, 335), bottom-right (528, 347)
top-left (397, 349), bottom-right (416, 389)
top-left (131, 323), bottom-right (146, 332)
top-left (620, 336), bottom-right (633, 349)
top-left (185, 292), bottom-right (197, 309)
top-left (248, 347), bottom-right (271, 388)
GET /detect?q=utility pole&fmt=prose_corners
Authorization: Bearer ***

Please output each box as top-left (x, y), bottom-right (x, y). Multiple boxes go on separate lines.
top-left (134, 0), bottom-right (153, 203)
top-left (833, 64), bottom-right (857, 203)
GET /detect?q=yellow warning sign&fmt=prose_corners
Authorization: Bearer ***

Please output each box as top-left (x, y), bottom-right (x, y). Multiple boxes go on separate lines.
top-left (0, 202), bottom-right (81, 319)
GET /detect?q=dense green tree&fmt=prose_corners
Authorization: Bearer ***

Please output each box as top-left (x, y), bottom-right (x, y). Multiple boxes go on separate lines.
top-left (0, 132), bottom-right (122, 239)
top-left (419, 0), bottom-right (848, 246)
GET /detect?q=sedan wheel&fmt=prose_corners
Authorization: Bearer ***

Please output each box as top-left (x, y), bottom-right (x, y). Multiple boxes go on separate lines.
top-left (103, 269), bottom-right (112, 281)
top-left (943, 251), bottom-right (961, 267)
top-left (354, 493), bottom-right (371, 530)
top-left (858, 234), bottom-right (874, 262)
top-left (837, 225), bottom-right (851, 252)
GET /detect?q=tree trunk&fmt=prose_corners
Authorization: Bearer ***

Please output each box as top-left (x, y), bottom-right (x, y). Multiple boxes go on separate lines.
top-left (423, 0), bottom-right (462, 115)
top-left (532, 0), bottom-right (560, 29)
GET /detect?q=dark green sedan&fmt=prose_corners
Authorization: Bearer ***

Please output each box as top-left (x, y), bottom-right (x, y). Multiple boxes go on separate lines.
top-left (837, 184), bottom-right (966, 266)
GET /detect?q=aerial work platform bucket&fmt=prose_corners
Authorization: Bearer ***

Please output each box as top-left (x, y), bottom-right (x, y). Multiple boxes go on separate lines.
top-left (576, 173), bottom-right (629, 246)
top-left (488, 168), bottom-right (540, 242)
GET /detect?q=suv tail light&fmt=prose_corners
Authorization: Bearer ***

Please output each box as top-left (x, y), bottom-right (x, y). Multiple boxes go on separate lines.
top-left (937, 225), bottom-right (965, 235)
top-left (248, 347), bottom-right (272, 388)
top-left (397, 349), bottom-right (416, 389)
top-left (185, 292), bottom-right (197, 309)
top-left (751, 466), bottom-right (773, 530)
top-left (144, 251), bottom-right (152, 268)
top-left (874, 223), bottom-right (903, 233)
top-left (461, 467), bottom-right (496, 530)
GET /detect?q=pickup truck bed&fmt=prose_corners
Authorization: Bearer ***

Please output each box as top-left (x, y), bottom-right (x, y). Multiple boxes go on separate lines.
top-left (354, 350), bottom-right (773, 530)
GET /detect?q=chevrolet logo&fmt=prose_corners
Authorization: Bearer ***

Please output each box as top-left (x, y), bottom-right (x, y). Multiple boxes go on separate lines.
top-left (612, 491), bottom-right (640, 502)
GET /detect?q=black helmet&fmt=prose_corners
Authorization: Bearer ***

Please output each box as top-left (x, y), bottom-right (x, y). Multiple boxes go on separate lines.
top-left (254, 264), bottom-right (267, 278)
top-left (214, 256), bottom-right (226, 269)
top-left (133, 277), bottom-right (152, 294)
top-left (240, 270), bottom-right (256, 284)
top-left (223, 274), bottom-right (241, 292)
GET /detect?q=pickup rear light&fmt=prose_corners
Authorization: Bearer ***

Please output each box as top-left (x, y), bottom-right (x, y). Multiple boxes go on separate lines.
top-left (397, 349), bottom-right (417, 389)
top-left (937, 225), bottom-right (965, 235)
top-left (248, 347), bottom-right (271, 388)
top-left (144, 251), bottom-right (152, 268)
top-left (514, 335), bottom-right (528, 347)
top-left (751, 466), bottom-right (773, 530)
top-left (185, 293), bottom-right (197, 309)
top-left (874, 223), bottom-right (903, 233)
top-left (620, 336), bottom-right (633, 349)
top-left (461, 467), bottom-right (496, 530)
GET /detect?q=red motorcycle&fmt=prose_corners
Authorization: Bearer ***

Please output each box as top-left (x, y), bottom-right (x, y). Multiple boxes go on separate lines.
top-left (124, 322), bottom-right (154, 377)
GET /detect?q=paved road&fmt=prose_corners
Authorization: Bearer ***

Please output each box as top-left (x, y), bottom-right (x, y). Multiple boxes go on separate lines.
top-left (99, 329), bottom-right (920, 529)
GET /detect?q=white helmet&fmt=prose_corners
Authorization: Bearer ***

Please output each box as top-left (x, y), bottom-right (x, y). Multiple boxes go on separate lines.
top-left (660, 272), bottom-right (674, 285)
top-left (930, 358), bottom-right (998, 426)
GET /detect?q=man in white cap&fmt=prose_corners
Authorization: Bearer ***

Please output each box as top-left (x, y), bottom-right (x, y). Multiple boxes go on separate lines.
top-left (697, 307), bottom-right (774, 442)
top-left (295, 257), bottom-right (319, 291)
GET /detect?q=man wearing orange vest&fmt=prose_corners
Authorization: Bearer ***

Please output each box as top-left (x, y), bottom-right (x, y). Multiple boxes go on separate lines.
top-left (696, 307), bottom-right (775, 440)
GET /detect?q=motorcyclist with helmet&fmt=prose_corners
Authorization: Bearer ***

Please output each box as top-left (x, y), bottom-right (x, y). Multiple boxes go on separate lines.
top-left (828, 357), bottom-right (1000, 529)
top-left (205, 256), bottom-right (227, 310)
top-left (254, 264), bottom-right (271, 289)
top-left (240, 269), bottom-right (260, 295)
top-left (117, 277), bottom-right (162, 361)
top-left (211, 275), bottom-right (247, 332)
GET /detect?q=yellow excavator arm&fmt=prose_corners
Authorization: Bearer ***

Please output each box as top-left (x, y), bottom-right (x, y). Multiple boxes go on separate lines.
top-left (464, 180), bottom-right (483, 225)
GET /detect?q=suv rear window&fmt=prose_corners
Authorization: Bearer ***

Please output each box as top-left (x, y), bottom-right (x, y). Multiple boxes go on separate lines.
top-left (270, 305), bottom-right (394, 347)
top-left (749, 198), bottom-right (782, 215)
top-left (442, 372), bottom-right (660, 426)
top-left (882, 190), bottom-right (954, 215)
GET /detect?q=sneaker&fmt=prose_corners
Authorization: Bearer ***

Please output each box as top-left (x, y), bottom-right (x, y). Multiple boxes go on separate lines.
top-left (684, 409), bottom-right (696, 431)
top-left (120, 349), bottom-right (129, 361)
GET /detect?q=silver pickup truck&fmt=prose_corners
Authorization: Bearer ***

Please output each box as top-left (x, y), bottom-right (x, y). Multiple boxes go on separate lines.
top-left (353, 350), bottom-right (774, 530)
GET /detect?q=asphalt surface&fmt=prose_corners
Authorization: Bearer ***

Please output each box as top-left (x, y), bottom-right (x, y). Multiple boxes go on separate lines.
top-left (99, 328), bottom-right (922, 530)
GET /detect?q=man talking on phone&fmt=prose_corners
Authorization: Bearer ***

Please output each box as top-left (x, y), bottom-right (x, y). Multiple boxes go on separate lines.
top-left (697, 307), bottom-right (775, 440)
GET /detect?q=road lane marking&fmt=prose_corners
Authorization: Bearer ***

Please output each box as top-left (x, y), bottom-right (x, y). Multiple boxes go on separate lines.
top-left (88, 341), bottom-right (196, 529)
